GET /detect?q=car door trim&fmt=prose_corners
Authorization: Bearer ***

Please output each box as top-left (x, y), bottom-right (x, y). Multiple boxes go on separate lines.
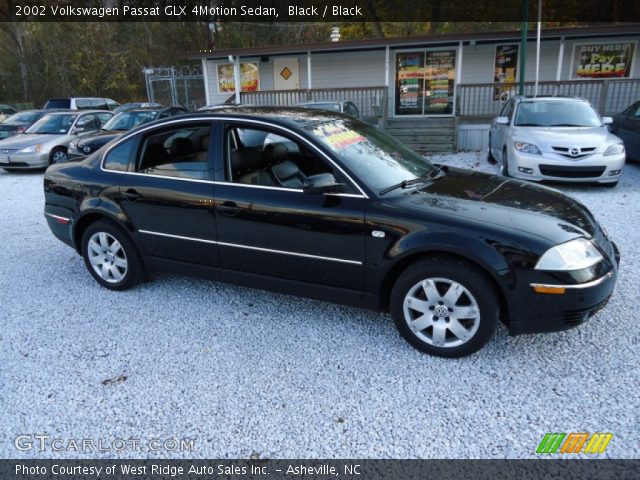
top-left (138, 229), bottom-right (363, 265)
top-left (99, 115), bottom-right (369, 199)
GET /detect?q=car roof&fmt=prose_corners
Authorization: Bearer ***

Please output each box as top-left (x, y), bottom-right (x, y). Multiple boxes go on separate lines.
top-left (43, 109), bottom-right (112, 116)
top-left (515, 95), bottom-right (588, 103)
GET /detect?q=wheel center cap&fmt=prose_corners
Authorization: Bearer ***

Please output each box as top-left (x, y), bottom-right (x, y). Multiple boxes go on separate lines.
top-left (434, 305), bottom-right (449, 318)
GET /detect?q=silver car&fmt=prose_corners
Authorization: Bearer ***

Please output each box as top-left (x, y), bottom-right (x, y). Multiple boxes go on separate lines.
top-left (489, 96), bottom-right (625, 186)
top-left (0, 110), bottom-right (113, 170)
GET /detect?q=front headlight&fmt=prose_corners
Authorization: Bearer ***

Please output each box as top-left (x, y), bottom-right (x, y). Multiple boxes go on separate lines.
top-left (603, 143), bottom-right (624, 156)
top-left (19, 145), bottom-right (42, 154)
top-left (535, 238), bottom-right (603, 271)
top-left (514, 142), bottom-right (541, 155)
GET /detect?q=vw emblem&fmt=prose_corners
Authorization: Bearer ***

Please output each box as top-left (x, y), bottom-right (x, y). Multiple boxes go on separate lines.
top-left (434, 305), bottom-right (449, 318)
top-left (83, 146), bottom-right (91, 154)
top-left (570, 147), bottom-right (580, 156)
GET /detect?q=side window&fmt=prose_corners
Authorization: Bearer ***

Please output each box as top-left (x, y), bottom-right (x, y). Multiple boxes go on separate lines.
top-left (104, 138), bottom-right (135, 172)
top-left (106, 100), bottom-right (120, 111)
top-left (500, 100), bottom-right (514, 120)
top-left (75, 114), bottom-right (99, 132)
top-left (135, 124), bottom-right (211, 180)
top-left (345, 103), bottom-right (359, 118)
top-left (225, 125), bottom-right (355, 193)
top-left (75, 99), bottom-right (92, 110)
top-left (97, 113), bottom-right (113, 126)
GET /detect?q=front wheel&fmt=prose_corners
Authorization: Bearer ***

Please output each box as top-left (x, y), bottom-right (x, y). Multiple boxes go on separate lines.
top-left (81, 220), bottom-right (145, 290)
top-left (49, 148), bottom-right (68, 165)
top-left (501, 147), bottom-right (510, 177)
top-left (390, 256), bottom-right (499, 358)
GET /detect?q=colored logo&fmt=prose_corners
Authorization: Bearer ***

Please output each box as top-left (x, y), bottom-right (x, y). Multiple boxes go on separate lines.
top-left (537, 432), bottom-right (613, 454)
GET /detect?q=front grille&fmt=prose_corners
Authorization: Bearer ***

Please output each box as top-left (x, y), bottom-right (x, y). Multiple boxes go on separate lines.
top-left (563, 295), bottom-right (611, 326)
top-left (539, 165), bottom-right (605, 178)
top-left (552, 146), bottom-right (597, 159)
top-left (0, 148), bottom-right (19, 154)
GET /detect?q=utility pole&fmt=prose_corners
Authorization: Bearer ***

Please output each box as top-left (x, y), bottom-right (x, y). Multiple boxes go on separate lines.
top-left (519, 0), bottom-right (529, 95)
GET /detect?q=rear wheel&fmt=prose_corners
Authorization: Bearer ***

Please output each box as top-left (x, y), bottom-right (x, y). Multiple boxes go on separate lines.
top-left (390, 256), bottom-right (499, 358)
top-left (81, 220), bottom-right (145, 290)
top-left (49, 148), bottom-right (68, 165)
top-left (501, 147), bottom-right (510, 177)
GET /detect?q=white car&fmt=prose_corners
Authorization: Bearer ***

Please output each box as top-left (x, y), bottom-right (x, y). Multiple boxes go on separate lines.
top-left (489, 96), bottom-right (625, 187)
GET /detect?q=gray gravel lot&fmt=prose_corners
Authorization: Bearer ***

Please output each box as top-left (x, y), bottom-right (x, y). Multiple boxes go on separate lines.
top-left (0, 154), bottom-right (639, 459)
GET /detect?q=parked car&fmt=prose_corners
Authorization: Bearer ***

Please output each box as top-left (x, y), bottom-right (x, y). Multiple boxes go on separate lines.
top-left (0, 109), bottom-right (62, 139)
top-left (43, 108), bottom-right (620, 358)
top-left (489, 96), bottom-right (625, 187)
top-left (0, 110), bottom-right (113, 170)
top-left (114, 102), bottom-right (162, 114)
top-left (43, 97), bottom-right (120, 111)
top-left (611, 100), bottom-right (640, 161)
top-left (0, 104), bottom-right (18, 122)
top-left (68, 106), bottom-right (188, 158)
top-left (297, 100), bottom-right (360, 118)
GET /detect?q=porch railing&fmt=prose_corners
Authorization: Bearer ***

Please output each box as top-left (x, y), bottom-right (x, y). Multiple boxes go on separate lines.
top-left (456, 79), bottom-right (640, 118)
top-left (240, 86), bottom-right (388, 124)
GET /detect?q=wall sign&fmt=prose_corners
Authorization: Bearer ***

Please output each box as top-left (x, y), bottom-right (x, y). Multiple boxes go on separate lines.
top-left (494, 44), bottom-right (519, 99)
top-left (217, 62), bottom-right (260, 93)
top-left (572, 42), bottom-right (635, 78)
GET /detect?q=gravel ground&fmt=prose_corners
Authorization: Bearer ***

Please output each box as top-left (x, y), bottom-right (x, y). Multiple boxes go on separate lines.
top-left (0, 153), bottom-right (639, 459)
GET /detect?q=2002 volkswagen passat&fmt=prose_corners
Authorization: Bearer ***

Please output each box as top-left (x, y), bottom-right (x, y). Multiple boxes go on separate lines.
top-left (44, 108), bottom-right (620, 357)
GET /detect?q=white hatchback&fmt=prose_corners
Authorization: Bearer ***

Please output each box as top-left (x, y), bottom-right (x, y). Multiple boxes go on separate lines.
top-left (489, 96), bottom-right (625, 187)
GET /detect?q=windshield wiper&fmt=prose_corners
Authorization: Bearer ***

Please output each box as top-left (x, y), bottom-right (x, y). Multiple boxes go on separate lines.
top-left (379, 165), bottom-right (446, 196)
top-left (549, 123), bottom-right (587, 127)
top-left (515, 123), bottom-right (543, 127)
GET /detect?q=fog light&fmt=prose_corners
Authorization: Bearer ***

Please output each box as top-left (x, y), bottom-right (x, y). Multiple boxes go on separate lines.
top-left (518, 167), bottom-right (534, 174)
top-left (608, 170), bottom-right (621, 176)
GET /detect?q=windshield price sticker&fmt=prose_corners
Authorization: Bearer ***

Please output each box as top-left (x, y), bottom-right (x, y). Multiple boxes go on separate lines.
top-left (312, 123), bottom-right (366, 151)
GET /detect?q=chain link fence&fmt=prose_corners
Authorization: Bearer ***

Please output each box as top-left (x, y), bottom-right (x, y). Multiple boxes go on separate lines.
top-left (144, 66), bottom-right (205, 111)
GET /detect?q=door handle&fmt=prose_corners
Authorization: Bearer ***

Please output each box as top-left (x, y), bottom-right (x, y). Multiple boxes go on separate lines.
top-left (122, 188), bottom-right (140, 201)
top-left (216, 201), bottom-right (241, 216)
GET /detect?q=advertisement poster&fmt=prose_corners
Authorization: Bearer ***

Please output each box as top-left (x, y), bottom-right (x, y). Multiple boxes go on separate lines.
top-left (217, 62), bottom-right (260, 93)
top-left (493, 44), bottom-right (519, 100)
top-left (395, 52), bottom-right (425, 115)
top-left (424, 50), bottom-right (456, 114)
top-left (573, 42), bottom-right (636, 78)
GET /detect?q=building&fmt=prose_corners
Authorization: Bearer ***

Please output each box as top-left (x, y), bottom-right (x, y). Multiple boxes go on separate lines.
top-left (186, 24), bottom-right (640, 152)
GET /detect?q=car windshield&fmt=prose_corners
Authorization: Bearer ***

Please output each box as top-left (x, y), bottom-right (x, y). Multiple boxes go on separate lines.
top-left (304, 103), bottom-right (341, 112)
top-left (103, 110), bottom-right (158, 131)
top-left (514, 101), bottom-right (602, 127)
top-left (25, 114), bottom-right (77, 134)
top-left (3, 111), bottom-right (41, 125)
top-left (304, 119), bottom-right (434, 192)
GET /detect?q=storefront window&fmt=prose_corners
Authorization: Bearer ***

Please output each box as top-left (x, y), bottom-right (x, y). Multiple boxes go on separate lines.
top-left (395, 50), bottom-right (456, 116)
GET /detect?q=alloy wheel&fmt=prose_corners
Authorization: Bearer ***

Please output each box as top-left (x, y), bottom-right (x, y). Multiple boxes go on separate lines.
top-left (87, 232), bottom-right (128, 284)
top-left (402, 277), bottom-right (481, 348)
top-left (52, 150), bottom-right (68, 164)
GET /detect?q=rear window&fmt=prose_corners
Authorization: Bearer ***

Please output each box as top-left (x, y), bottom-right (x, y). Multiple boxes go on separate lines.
top-left (3, 111), bottom-right (41, 125)
top-left (44, 99), bottom-right (71, 109)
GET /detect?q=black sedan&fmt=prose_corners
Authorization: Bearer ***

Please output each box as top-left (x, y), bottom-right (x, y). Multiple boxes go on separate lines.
top-left (0, 109), bottom-right (55, 139)
top-left (611, 100), bottom-right (640, 161)
top-left (43, 108), bottom-right (619, 357)
top-left (68, 107), bottom-right (188, 158)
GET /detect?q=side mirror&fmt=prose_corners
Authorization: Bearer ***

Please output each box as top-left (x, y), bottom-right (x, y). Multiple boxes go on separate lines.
top-left (601, 116), bottom-right (613, 125)
top-left (73, 127), bottom-right (86, 134)
top-left (496, 116), bottom-right (509, 125)
top-left (302, 173), bottom-right (343, 195)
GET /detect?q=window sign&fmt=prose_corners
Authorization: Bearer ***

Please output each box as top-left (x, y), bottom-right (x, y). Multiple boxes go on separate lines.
top-left (572, 42), bottom-right (635, 78)
top-left (494, 44), bottom-right (519, 100)
top-left (395, 52), bottom-right (425, 115)
top-left (217, 62), bottom-right (260, 93)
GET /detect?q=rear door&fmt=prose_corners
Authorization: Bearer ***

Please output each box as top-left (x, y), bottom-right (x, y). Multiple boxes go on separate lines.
top-left (490, 99), bottom-right (514, 158)
top-left (112, 120), bottom-right (220, 267)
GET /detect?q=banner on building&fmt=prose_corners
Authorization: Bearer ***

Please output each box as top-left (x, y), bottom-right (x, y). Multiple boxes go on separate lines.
top-left (494, 44), bottom-right (519, 100)
top-left (573, 42), bottom-right (636, 78)
top-left (217, 63), bottom-right (260, 93)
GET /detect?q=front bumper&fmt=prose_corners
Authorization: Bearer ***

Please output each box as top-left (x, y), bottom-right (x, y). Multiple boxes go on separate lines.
top-left (507, 241), bottom-right (620, 335)
top-left (507, 148), bottom-right (625, 184)
top-left (0, 151), bottom-right (50, 169)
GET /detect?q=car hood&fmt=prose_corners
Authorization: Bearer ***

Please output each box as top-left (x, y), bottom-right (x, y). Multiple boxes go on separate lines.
top-left (510, 126), bottom-right (620, 152)
top-left (0, 133), bottom-right (66, 149)
top-left (390, 167), bottom-right (601, 244)
top-left (77, 130), bottom-right (125, 147)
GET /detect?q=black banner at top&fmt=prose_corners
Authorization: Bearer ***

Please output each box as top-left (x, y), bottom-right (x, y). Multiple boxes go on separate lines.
top-left (1, 0), bottom-right (640, 22)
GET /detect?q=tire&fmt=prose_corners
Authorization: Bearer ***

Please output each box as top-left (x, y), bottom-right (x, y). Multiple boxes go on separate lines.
top-left (49, 147), bottom-right (68, 165)
top-left (501, 147), bottom-right (510, 177)
top-left (81, 219), bottom-right (145, 291)
top-left (390, 256), bottom-right (499, 358)
top-left (487, 136), bottom-right (497, 164)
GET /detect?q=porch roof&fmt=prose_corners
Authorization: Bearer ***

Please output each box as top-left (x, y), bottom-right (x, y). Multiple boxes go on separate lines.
top-left (186, 23), bottom-right (640, 60)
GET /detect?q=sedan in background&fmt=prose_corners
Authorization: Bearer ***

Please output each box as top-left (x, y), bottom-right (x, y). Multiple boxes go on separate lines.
top-left (0, 110), bottom-right (113, 170)
top-left (0, 104), bottom-right (17, 122)
top-left (68, 106), bottom-right (188, 158)
top-left (297, 101), bottom-right (360, 118)
top-left (43, 108), bottom-right (619, 358)
top-left (489, 96), bottom-right (625, 186)
top-left (114, 102), bottom-right (162, 114)
top-left (0, 109), bottom-right (62, 140)
top-left (611, 100), bottom-right (640, 161)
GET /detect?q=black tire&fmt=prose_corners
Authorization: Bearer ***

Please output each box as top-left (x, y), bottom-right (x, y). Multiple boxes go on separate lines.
top-left (390, 256), bottom-right (499, 358)
top-left (487, 136), bottom-right (497, 164)
top-left (501, 147), bottom-right (510, 177)
top-left (81, 219), bottom-right (145, 291)
top-left (49, 147), bottom-right (68, 165)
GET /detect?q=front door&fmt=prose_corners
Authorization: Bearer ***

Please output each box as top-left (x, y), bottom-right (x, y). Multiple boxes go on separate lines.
top-left (213, 122), bottom-right (367, 291)
top-left (113, 121), bottom-right (220, 267)
top-left (273, 57), bottom-right (300, 90)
